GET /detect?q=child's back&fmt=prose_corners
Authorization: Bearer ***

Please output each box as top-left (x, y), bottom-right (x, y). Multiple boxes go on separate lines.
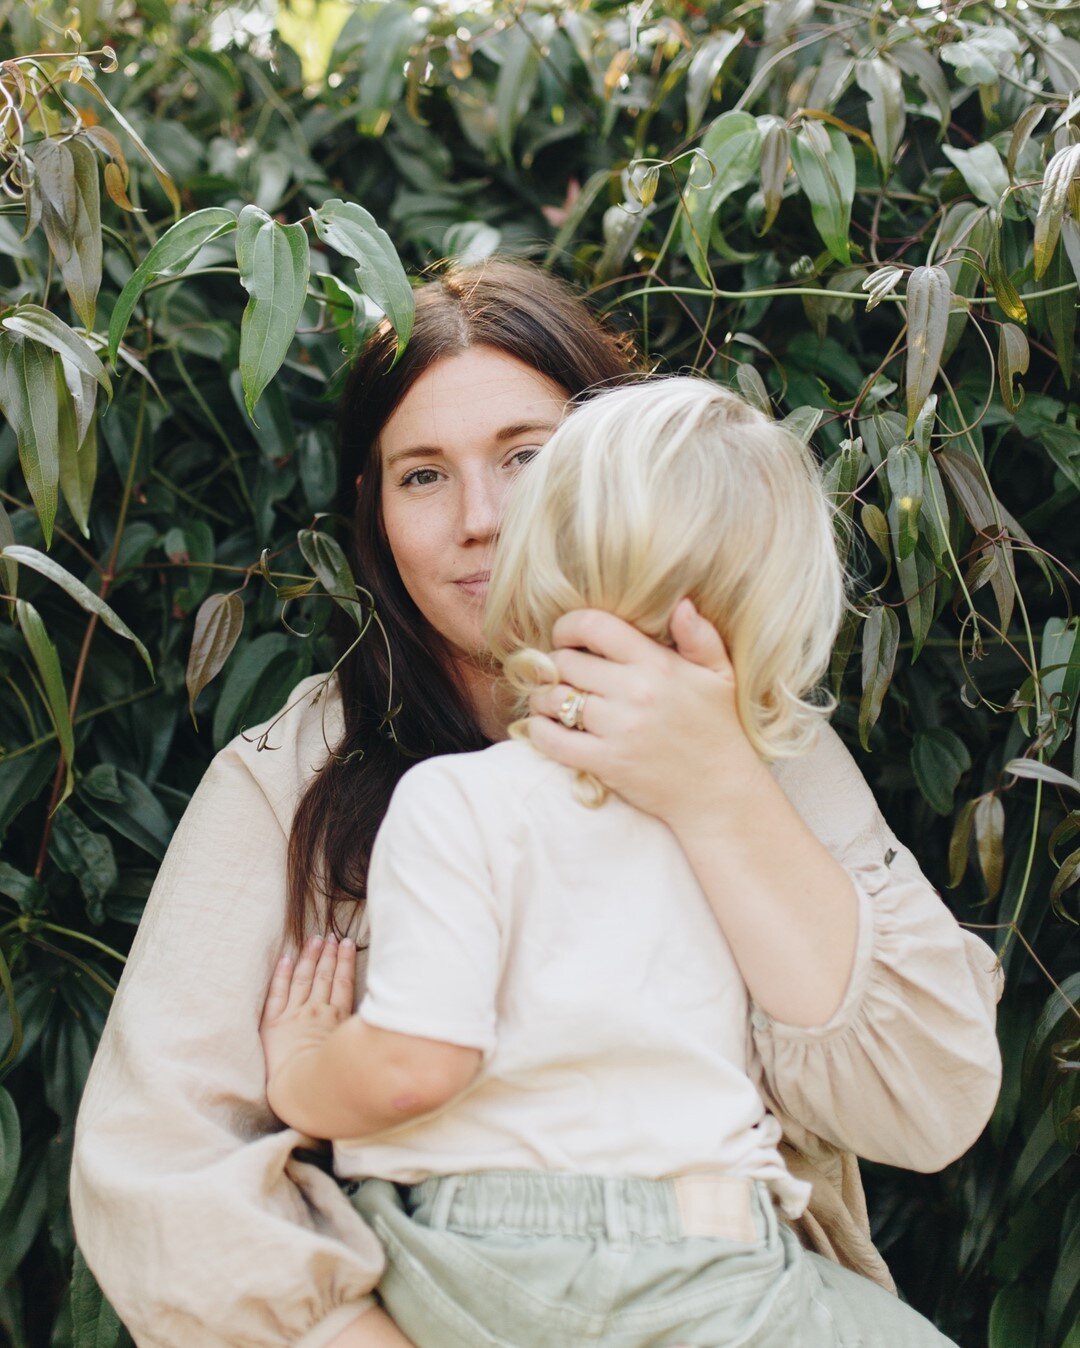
top-left (338, 739), bottom-right (810, 1222)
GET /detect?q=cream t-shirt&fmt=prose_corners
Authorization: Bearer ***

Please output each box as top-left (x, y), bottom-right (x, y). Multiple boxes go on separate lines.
top-left (341, 740), bottom-right (814, 1218)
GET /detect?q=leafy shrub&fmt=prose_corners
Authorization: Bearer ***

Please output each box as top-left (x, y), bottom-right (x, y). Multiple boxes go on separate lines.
top-left (0, 1), bottom-right (1078, 1344)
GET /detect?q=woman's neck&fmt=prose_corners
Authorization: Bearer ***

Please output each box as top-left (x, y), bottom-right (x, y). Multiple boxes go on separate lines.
top-left (455, 658), bottom-right (511, 743)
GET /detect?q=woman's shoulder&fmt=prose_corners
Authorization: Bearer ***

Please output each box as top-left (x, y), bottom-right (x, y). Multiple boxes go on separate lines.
top-left (207, 671), bottom-right (345, 826)
top-left (766, 717), bottom-right (886, 852)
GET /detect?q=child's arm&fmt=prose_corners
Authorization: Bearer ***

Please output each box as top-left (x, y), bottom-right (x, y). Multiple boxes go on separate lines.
top-left (260, 935), bottom-right (482, 1140)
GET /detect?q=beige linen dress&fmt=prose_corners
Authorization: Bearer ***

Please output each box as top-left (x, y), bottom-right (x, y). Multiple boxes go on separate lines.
top-left (69, 672), bottom-right (1004, 1348)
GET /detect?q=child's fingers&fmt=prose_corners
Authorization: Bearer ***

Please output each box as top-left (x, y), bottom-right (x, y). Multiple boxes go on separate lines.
top-left (309, 934), bottom-right (339, 1003)
top-left (286, 934), bottom-right (324, 1008)
top-left (330, 939), bottom-right (357, 1015)
top-left (262, 954), bottom-right (294, 1024)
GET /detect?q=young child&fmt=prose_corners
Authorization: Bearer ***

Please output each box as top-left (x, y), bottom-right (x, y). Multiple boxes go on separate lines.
top-left (258, 378), bottom-right (957, 1347)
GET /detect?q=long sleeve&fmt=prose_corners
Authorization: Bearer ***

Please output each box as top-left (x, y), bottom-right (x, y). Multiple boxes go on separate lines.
top-left (70, 676), bottom-right (386, 1348)
top-left (750, 722), bottom-right (1004, 1173)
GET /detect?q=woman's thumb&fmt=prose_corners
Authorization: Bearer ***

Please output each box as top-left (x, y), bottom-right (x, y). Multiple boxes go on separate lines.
top-left (670, 598), bottom-right (728, 671)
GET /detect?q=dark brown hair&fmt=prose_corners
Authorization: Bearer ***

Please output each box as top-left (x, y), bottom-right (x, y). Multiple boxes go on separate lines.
top-left (284, 258), bottom-right (640, 949)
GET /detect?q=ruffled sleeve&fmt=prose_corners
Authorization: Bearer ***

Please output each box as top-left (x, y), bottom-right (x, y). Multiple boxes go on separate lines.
top-left (70, 676), bottom-right (386, 1348)
top-left (750, 723), bottom-right (1004, 1173)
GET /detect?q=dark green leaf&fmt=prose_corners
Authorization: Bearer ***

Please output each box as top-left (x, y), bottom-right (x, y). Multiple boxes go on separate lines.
top-left (912, 728), bottom-right (971, 815)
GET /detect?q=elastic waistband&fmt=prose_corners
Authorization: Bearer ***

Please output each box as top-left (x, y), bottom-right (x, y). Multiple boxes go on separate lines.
top-left (404, 1171), bottom-right (771, 1245)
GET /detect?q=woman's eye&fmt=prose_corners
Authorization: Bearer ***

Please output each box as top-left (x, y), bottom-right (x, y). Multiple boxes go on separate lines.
top-left (507, 446), bottom-right (542, 469)
top-left (402, 468), bottom-right (441, 487)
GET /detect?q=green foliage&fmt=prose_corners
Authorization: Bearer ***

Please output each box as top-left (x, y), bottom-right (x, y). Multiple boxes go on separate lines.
top-left (0, 0), bottom-right (1078, 1343)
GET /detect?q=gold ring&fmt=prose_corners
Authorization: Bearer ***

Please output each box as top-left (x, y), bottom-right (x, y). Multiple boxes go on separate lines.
top-left (557, 688), bottom-right (588, 731)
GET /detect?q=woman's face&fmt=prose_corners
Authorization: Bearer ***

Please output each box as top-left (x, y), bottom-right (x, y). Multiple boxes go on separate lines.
top-left (378, 346), bottom-right (569, 661)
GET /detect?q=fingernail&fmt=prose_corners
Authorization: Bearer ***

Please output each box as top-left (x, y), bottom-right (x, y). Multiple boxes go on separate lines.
top-left (341, 937), bottom-right (354, 950)
top-left (327, 932), bottom-right (338, 946)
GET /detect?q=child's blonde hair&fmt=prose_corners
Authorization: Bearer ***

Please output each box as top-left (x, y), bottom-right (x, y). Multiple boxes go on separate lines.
top-left (483, 375), bottom-right (849, 804)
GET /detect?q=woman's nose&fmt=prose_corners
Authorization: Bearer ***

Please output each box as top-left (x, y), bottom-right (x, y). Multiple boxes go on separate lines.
top-left (457, 472), bottom-right (503, 543)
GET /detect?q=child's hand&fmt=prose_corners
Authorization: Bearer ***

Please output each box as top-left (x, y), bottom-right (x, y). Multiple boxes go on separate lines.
top-left (260, 933), bottom-right (357, 1127)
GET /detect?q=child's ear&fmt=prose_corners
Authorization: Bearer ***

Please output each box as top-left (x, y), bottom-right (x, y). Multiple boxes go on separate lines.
top-left (354, 472), bottom-right (363, 491)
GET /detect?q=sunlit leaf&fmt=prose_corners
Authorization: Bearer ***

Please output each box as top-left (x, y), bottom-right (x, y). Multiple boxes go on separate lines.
top-left (107, 207), bottom-right (237, 365)
top-left (309, 200), bottom-right (414, 354)
top-left (904, 265), bottom-right (951, 434)
top-left (790, 121), bottom-right (855, 266)
top-left (235, 205), bottom-right (310, 420)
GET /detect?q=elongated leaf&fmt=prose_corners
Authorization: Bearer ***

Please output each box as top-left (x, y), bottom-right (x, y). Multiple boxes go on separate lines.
top-left (1041, 236), bottom-right (1076, 384)
top-left (975, 793), bottom-right (1005, 898)
top-left (912, 728), bottom-right (971, 815)
top-left (297, 528), bottom-right (366, 629)
top-left (681, 111), bottom-right (762, 280)
top-left (1007, 104), bottom-right (1046, 180)
top-left (1034, 143), bottom-right (1080, 280)
top-left (790, 121), bottom-right (855, 266)
top-left (989, 1285), bottom-right (1042, 1348)
top-left (859, 605), bottom-right (900, 748)
top-left (988, 218), bottom-right (1027, 323)
top-left (949, 798), bottom-right (978, 887)
top-left (886, 441), bottom-right (923, 559)
top-left (0, 334), bottom-right (61, 546)
top-left (942, 142), bottom-right (1009, 211)
top-left (30, 138), bottom-right (102, 328)
top-left (107, 207), bottom-right (237, 365)
top-left (904, 265), bottom-right (951, 434)
top-left (80, 764), bottom-right (174, 860)
top-left (494, 19), bottom-right (542, 161)
top-left (1005, 759), bottom-right (1080, 793)
top-left (235, 206), bottom-right (310, 420)
top-left (16, 600), bottom-right (74, 809)
top-left (0, 545), bottom-right (153, 677)
top-left (0, 306), bottom-right (111, 398)
top-left (855, 57), bottom-right (905, 174)
top-left (186, 591), bottom-right (245, 720)
top-left (998, 322), bottom-right (1029, 414)
top-left (0, 499), bottom-right (15, 612)
top-left (49, 808), bottom-right (118, 924)
top-left (57, 363), bottom-right (97, 539)
top-left (757, 119), bottom-right (790, 236)
top-left (890, 42), bottom-right (951, 133)
top-left (309, 200), bottom-right (414, 353)
top-left (0, 1085), bottom-right (19, 1213)
top-left (357, 0), bottom-right (419, 136)
top-left (686, 29), bottom-right (744, 137)
top-left (70, 1245), bottom-right (127, 1348)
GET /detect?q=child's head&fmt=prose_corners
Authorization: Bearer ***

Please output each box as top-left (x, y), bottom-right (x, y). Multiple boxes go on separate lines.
top-left (483, 375), bottom-right (848, 777)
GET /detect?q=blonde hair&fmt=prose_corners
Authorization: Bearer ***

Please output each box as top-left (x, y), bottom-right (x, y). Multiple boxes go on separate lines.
top-left (483, 375), bottom-right (850, 805)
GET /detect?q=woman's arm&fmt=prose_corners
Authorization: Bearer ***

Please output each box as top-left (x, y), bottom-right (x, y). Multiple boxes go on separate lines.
top-left (526, 603), bottom-right (1003, 1170)
top-left (70, 683), bottom-right (397, 1348)
top-left (524, 603), bottom-right (860, 1026)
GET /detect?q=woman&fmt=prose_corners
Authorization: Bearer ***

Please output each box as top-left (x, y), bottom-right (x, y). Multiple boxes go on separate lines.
top-left (70, 259), bottom-right (1003, 1348)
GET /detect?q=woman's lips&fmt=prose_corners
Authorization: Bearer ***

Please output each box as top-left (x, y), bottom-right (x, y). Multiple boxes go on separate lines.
top-left (454, 573), bottom-right (490, 598)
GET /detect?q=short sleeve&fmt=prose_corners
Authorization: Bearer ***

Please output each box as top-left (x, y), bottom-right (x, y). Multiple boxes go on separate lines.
top-left (359, 758), bottom-right (502, 1057)
top-left (751, 724), bottom-right (1004, 1173)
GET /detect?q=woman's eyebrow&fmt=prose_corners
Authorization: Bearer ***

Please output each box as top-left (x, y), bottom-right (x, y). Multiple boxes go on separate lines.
top-left (383, 422), bottom-right (559, 468)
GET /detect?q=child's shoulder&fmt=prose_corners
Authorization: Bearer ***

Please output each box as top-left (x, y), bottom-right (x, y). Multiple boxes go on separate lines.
top-left (393, 739), bottom-right (564, 807)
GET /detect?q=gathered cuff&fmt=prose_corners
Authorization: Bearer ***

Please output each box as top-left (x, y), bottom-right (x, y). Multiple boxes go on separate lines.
top-left (293, 1297), bottom-right (378, 1348)
top-left (749, 863), bottom-right (883, 1042)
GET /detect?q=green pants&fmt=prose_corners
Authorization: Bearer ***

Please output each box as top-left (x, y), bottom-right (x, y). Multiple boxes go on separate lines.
top-left (351, 1171), bottom-right (957, 1347)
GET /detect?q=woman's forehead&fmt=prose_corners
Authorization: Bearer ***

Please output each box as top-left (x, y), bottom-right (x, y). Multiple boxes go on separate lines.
top-left (379, 347), bottom-right (568, 457)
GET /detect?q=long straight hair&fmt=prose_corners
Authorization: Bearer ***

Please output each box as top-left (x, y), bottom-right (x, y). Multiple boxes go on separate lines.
top-left (284, 259), bottom-right (639, 948)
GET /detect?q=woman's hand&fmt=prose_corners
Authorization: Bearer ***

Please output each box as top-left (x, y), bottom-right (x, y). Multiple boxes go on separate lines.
top-left (259, 933), bottom-right (356, 1128)
top-left (524, 598), bottom-right (765, 830)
